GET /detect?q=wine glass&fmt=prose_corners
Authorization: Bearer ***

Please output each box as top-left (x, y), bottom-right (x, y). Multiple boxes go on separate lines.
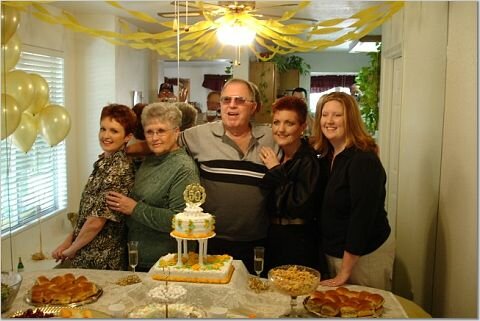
top-left (268, 265), bottom-right (320, 318)
top-left (253, 246), bottom-right (265, 278)
top-left (128, 241), bottom-right (139, 273)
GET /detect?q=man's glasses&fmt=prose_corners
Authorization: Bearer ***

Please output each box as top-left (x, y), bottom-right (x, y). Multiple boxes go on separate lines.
top-left (145, 127), bottom-right (178, 138)
top-left (220, 96), bottom-right (255, 105)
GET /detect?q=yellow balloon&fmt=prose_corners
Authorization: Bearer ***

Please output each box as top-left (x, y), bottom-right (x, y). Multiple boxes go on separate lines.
top-left (39, 104), bottom-right (71, 146)
top-left (1, 93), bottom-right (21, 139)
top-left (4, 70), bottom-right (35, 112)
top-left (1, 33), bottom-right (21, 71)
top-left (27, 73), bottom-right (50, 115)
top-left (12, 111), bottom-right (38, 152)
top-left (1, 5), bottom-right (20, 45)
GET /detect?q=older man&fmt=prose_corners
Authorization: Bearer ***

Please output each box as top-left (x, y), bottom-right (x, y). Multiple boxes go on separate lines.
top-left (179, 78), bottom-right (279, 274)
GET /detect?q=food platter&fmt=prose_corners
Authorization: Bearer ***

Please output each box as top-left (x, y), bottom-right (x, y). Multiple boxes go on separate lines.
top-left (303, 296), bottom-right (383, 318)
top-left (9, 306), bottom-right (111, 318)
top-left (128, 303), bottom-right (207, 318)
top-left (24, 284), bottom-right (103, 307)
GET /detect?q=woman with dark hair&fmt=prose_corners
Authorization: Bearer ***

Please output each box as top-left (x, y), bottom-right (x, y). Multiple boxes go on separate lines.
top-left (52, 104), bottom-right (136, 270)
top-left (130, 103), bottom-right (147, 169)
top-left (311, 92), bottom-right (394, 290)
top-left (132, 103), bottom-right (147, 140)
top-left (259, 96), bottom-right (328, 275)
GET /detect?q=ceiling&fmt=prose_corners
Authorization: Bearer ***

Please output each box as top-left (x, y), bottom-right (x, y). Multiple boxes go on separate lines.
top-left (50, 1), bottom-right (383, 54)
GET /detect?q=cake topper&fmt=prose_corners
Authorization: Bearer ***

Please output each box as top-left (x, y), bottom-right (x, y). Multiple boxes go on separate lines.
top-left (183, 183), bottom-right (206, 207)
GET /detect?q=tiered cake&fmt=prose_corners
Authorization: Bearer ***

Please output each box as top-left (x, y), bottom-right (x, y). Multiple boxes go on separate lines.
top-left (149, 184), bottom-right (234, 284)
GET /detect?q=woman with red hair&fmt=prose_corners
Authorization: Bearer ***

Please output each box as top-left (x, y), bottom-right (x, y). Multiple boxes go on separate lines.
top-left (260, 96), bottom-right (328, 276)
top-left (52, 104), bottom-right (137, 270)
top-left (311, 92), bottom-right (394, 290)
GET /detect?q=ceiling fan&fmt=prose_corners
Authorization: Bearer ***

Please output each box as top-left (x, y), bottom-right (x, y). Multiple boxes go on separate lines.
top-left (157, 1), bottom-right (318, 22)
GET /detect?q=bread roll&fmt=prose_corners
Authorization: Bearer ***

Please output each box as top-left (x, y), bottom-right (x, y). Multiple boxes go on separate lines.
top-left (64, 273), bottom-right (76, 282)
top-left (357, 303), bottom-right (374, 317)
top-left (366, 293), bottom-right (384, 308)
top-left (310, 290), bottom-right (325, 300)
top-left (51, 275), bottom-right (66, 285)
top-left (30, 273), bottom-right (97, 304)
top-left (36, 276), bottom-right (50, 285)
top-left (75, 276), bottom-right (88, 283)
top-left (307, 287), bottom-right (385, 318)
top-left (324, 293), bottom-right (341, 304)
top-left (335, 286), bottom-right (350, 296)
top-left (320, 301), bottom-right (340, 317)
top-left (340, 302), bottom-right (358, 318)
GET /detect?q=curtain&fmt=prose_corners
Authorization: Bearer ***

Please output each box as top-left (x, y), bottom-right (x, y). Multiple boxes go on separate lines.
top-left (164, 77), bottom-right (188, 86)
top-left (202, 74), bottom-right (231, 91)
top-left (310, 75), bottom-right (356, 93)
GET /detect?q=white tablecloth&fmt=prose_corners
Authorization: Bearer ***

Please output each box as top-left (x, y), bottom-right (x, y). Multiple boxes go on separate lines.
top-left (2, 261), bottom-right (408, 318)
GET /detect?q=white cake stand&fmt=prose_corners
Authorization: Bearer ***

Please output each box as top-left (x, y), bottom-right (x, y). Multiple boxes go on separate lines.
top-left (170, 232), bottom-right (216, 267)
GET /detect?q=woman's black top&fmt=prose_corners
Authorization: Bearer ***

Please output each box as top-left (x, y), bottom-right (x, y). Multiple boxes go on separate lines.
top-left (321, 146), bottom-right (391, 258)
top-left (261, 139), bottom-right (328, 222)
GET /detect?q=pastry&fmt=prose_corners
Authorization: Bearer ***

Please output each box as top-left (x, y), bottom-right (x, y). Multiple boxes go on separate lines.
top-left (30, 274), bottom-right (98, 304)
top-left (305, 287), bottom-right (385, 318)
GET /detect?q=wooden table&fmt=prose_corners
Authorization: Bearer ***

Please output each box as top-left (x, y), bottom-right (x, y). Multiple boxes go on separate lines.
top-left (2, 262), bottom-right (430, 318)
top-left (395, 295), bottom-right (432, 318)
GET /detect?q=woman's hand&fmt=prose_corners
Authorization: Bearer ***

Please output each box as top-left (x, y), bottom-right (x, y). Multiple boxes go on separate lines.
top-left (320, 271), bottom-right (350, 287)
top-left (52, 245), bottom-right (69, 262)
top-left (52, 234), bottom-right (73, 262)
top-left (259, 146), bottom-right (280, 169)
top-left (178, 87), bottom-right (189, 103)
top-left (106, 191), bottom-right (137, 215)
top-left (61, 247), bottom-right (78, 260)
top-left (320, 251), bottom-right (359, 287)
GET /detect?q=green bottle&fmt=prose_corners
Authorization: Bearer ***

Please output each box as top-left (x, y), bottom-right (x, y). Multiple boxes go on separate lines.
top-left (17, 257), bottom-right (24, 272)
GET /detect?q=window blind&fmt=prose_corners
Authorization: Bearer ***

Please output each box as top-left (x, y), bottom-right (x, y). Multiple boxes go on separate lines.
top-left (1, 51), bottom-right (67, 233)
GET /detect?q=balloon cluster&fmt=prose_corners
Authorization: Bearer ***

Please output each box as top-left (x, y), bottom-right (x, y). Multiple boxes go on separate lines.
top-left (1, 5), bottom-right (71, 152)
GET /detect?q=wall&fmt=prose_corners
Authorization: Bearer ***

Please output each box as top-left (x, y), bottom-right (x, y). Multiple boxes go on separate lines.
top-left (433, 2), bottom-right (477, 317)
top-left (2, 6), bottom-right (77, 272)
top-left (75, 14), bottom-right (117, 185)
top-left (382, 1), bottom-right (448, 312)
top-left (74, 15), bottom-right (150, 183)
top-left (1, 7), bottom-right (151, 272)
top-left (298, 51), bottom-right (370, 73)
top-left (115, 33), bottom-right (151, 106)
top-left (160, 50), bottom-right (369, 109)
top-left (379, 1), bottom-right (478, 317)
top-left (163, 62), bottom-right (230, 111)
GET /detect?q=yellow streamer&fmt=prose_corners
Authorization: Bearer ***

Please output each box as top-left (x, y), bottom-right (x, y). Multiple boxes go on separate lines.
top-left (7, 1), bottom-right (404, 60)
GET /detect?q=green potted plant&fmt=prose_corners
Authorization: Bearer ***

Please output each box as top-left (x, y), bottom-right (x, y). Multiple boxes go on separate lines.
top-left (270, 54), bottom-right (311, 75)
top-left (355, 44), bottom-right (381, 136)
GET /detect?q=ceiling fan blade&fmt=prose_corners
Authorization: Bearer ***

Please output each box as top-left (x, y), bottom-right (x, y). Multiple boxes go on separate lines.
top-left (257, 13), bottom-right (317, 22)
top-left (255, 3), bottom-right (303, 10)
top-left (173, 1), bottom-right (224, 11)
top-left (157, 11), bottom-right (203, 18)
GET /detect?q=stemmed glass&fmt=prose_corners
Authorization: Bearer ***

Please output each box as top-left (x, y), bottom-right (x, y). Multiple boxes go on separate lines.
top-left (268, 265), bottom-right (320, 318)
top-left (128, 241), bottom-right (139, 273)
top-left (253, 246), bottom-right (265, 278)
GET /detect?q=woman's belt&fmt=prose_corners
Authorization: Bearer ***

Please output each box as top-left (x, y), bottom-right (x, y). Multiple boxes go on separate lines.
top-left (270, 218), bottom-right (305, 225)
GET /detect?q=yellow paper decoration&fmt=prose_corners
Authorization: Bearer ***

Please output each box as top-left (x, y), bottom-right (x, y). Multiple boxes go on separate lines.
top-left (3, 1), bottom-right (404, 60)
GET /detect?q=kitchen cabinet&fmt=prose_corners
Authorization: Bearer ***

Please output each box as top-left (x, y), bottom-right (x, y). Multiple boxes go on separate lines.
top-left (249, 62), bottom-right (302, 124)
top-left (249, 62), bottom-right (278, 124)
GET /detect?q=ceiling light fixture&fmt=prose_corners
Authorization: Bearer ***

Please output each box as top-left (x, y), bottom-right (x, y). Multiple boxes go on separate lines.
top-left (217, 23), bottom-right (256, 46)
